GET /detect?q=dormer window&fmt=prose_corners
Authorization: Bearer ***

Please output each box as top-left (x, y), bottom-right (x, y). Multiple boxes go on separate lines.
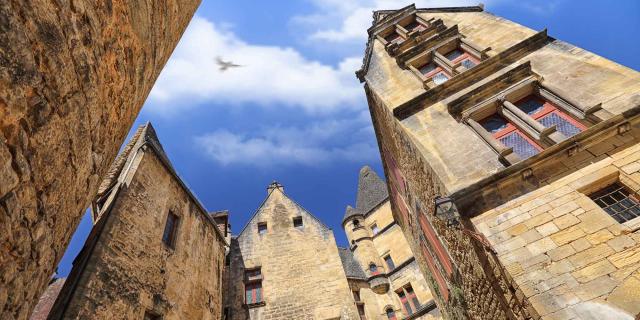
top-left (463, 78), bottom-right (592, 165)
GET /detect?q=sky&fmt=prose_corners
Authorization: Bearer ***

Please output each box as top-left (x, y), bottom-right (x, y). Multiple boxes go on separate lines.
top-left (56, 0), bottom-right (640, 276)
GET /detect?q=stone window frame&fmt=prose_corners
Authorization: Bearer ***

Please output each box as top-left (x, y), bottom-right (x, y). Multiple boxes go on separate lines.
top-left (257, 222), bottom-right (267, 235)
top-left (463, 77), bottom-right (597, 166)
top-left (162, 210), bottom-right (180, 250)
top-left (376, 13), bottom-right (434, 51)
top-left (577, 169), bottom-right (640, 230)
top-left (244, 267), bottom-right (265, 308)
top-left (292, 216), bottom-right (303, 228)
top-left (404, 35), bottom-right (488, 89)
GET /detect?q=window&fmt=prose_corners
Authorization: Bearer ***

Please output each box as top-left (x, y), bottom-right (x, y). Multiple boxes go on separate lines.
top-left (245, 269), bottom-right (263, 305)
top-left (404, 20), bottom-right (426, 33)
top-left (353, 219), bottom-right (360, 227)
top-left (514, 94), bottom-right (585, 138)
top-left (257, 222), bottom-right (267, 235)
top-left (386, 308), bottom-right (397, 320)
top-left (479, 113), bottom-right (542, 160)
top-left (384, 32), bottom-right (403, 45)
top-left (443, 47), bottom-right (480, 70)
top-left (590, 182), bottom-right (640, 223)
top-left (293, 216), bottom-right (303, 228)
top-left (369, 263), bottom-right (379, 275)
top-left (357, 304), bottom-right (366, 319)
top-left (144, 311), bottom-right (161, 320)
top-left (384, 255), bottom-right (395, 271)
top-left (371, 223), bottom-right (379, 235)
top-left (352, 290), bottom-right (361, 302)
top-left (162, 211), bottom-right (179, 248)
top-left (417, 61), bottom-right (451, 85)
top-left (396, 284), bottom-right (420, 315)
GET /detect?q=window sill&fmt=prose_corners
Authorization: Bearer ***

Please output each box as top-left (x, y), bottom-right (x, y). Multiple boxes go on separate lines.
top-left (244, 301), bottom-right (265, 309)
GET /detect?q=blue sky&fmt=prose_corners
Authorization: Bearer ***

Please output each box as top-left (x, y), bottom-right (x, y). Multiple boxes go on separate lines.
top-left (56, 0), bottom-right (640, 276)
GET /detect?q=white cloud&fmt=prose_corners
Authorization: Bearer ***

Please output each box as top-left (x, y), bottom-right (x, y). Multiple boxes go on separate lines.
top-left (195, 116), bottom-right (377, 167)
top-left (297, 0), bottom-right (484, 43)
top-left (148, 16), bottom-right (364, 114)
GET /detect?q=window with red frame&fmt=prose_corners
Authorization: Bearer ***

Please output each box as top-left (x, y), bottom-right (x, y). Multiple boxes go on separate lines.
top-left (514, 94), bottom-right (586, 138)
top-left (245, 269), bottom-right (263, 305)
top-left (386, 308), bottom-right (397, 320)
top-left (369, 263), bottom-right (380, 275)
top-left (418, 214), bottom-right (453, 278)
top-left (396, 284), bottom-right (420, 315)
top-left (384, 31), bottom-right (403, 45)
top-left (417, 61), bottom-right (451, 85)
top-left (444, 48), bottom-right (480, 70)
top-left (404, 20), bottom-right (426, 32)
top-left (479, 113), bottom-right (542, 160)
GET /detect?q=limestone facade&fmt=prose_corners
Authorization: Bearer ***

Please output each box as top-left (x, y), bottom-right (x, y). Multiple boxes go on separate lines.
top-left (0, 1), bottom-right (201, 319)
top-left (47, 124), bottom-right (227, 319)
top-left (358, 4), bottom-right (640, 320)
top-left (342, 167), bottom-right (439, 319)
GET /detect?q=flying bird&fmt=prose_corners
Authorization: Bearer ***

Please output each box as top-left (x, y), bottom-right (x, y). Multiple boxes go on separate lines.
top-left (216, 56), bottom-right (242, 71)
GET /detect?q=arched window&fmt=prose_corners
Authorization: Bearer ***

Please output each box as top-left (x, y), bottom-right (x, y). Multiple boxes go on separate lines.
top-left (386, 307), bottom-right (397, 320)
top-left (369, 263), bottom-right (379, 275)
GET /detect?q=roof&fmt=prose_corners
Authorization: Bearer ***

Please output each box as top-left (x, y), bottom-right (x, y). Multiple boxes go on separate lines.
top-left (356, 4), bottom-right (484, 82)
top-left (342, 205), bottom-right (363, 223)
top-left (29, 278), bottom-right (66, 320)
top-left (343, 166), bottom-right (389, 224)
top-left (338, 247), bottom-right (367, 280)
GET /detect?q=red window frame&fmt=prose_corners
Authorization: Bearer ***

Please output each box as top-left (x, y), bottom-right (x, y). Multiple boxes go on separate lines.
top-left (245, 282), bottom-right (263, 304)
top-left (397, 290), bottom-right (413, 315)
top-left (384, 32), bottom-right (403, 45)
top-left (514, 95), bottom-right (586, 132)
top-left (480, 113), bottom-right (543, 153)
top-left (444, 48), bottom-right (480, 66)
top-left (420, 241), bottom-right (449, 302)
top-left (418, 213), bottom-right (453, 278)
top-left (405, 285), bottom-right (420, 311)
top-left (369, 263), bottom-right (380, 276)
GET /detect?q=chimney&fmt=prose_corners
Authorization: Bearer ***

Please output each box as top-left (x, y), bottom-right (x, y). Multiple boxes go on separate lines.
top-left (267, 181), bottom-right (284, 194)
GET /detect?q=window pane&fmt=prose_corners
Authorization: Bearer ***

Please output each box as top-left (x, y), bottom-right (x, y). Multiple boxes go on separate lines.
top-left (256, 285), bottom-right (262, 302)
top-left (499, 132), bottom-right (540, 160)
top-left (479, 114), bottom-right (509, 134)
top-left (245, 287), bottom-right (253, 303)
top-left (403, 301), bottom-right (413, 315)
top-left (444, 49), bottom-right (464, 61)
top-left (384, 255), bottom-right (395, 270)
top-left (461, 58), bottom-right (476, 69)
top-left (432, 72), bottom-right (449, 85)
top-left (418, 62), bottom-right (436, 75)
top-left (516, 98), bottom-right (545, 116)
top-left (590, 182), bottom-right (640, 223)
top-left (538, 112), bottom-right (583, 138)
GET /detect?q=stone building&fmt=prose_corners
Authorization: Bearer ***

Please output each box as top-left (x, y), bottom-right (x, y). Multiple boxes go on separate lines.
top-left (357, 3), bottom-right (640, 320)
top-left (342, 166), bottom-right (438, 319)
top-left (0, 2), bottom-right (201, 319)
top-left (46, 124), bottom-right (228, 319)
top-left (223, 182), bottom-right (360, 320)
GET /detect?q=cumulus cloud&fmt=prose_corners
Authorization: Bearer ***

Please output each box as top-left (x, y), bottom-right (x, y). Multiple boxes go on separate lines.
top-left (297, 0), bottom-right (484, 43)
top-left (148, 16), bottom-right (364, 114)
top-left (195, 115), bottom-right (378, 167)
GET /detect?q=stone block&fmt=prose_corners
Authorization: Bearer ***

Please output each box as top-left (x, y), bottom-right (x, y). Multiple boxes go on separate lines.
top-left (547, 260), bottom-right (575, 276)
top-left (551, 226), bottom-right (586, 246)
top-left (536, 222), bottom-right (559, 237)
top-left (507, 223), bottom-right (529, 236)
top-left (549, 199), bottom-right (580, 217)
top-left (585, 229), bottom-right (614, 245)
top-left (606, 276), bottom-right (640, 315)
top-left (548, 245), bottom-right (576, 261)
top-left (526, 237), bottom-right (557, 256)
top-left (577, 210), bottom-right (615, 234)
top-left (528, 292), bottom-right (566, 316)
top-left (554, 214), bottom-right (580, 230)
top-left (620, 161), bottom-right (640, 174)
top-left (525, 213), bottom-right (554, 229)
top-left (607, 235), bottom-right (636, 252)
top-left (571, 259), bottom-right (617, 283)
top-left (575, 275), bottom-right (618, 301)
top-left (569, 244), bottom-right (614, 269)
top-left (569, 238), bottom-right (592, 253)
top-left (607, 247), bottom-right (640, 269)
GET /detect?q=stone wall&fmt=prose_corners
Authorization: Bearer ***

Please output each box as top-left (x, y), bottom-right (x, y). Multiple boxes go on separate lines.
top-left (225, 186), bottom-right (359, 320)
top-left (0, 1), bottom-right (200, 319)
top-left (50, 144), bottom-right (226, 319)
top-left (471, 125), bottom-right (640, 319)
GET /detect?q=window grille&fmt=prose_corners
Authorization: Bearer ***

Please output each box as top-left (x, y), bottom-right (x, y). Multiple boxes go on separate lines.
top-left (432, 72), bottom-right (449, 85)
top-left (461, 58), bottom-right (476, 69)
top-left (538, 113), bottom-right (582, 138)
top-left (515, 95), bottom-right (585, 138)
top-left (499, 131), bottom-right (540, 160)
top-left (590, 183), bottom-right (640, 223)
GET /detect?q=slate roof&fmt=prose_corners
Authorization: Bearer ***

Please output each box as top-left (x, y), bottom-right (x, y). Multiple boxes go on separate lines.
top-left (338, 247), bottom-right (367, 280)
top-left (355, 166), bottom-right (389, 214)
top-left (342, 205), bottom-right (363, 224)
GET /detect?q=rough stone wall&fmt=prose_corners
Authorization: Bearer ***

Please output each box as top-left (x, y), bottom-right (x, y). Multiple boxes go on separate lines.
top-left (471, 127), bottom-right (640, 319)
top-left (225, 187), bottom-right (359, 320)
top-left (53, 149), bottom-right (225, 319)
top-left (0, 1), bottom-right (200, 319)
top-left (366, 86), bottom-right (523, 319)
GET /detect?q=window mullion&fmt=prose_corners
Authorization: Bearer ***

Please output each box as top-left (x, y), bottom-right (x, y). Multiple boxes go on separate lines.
top-left (467, 118), bottom-right (521, 164)
top-left (432, 51), bottom-right (456, 75)
top-left (502, 99), bottom-right (566, 144)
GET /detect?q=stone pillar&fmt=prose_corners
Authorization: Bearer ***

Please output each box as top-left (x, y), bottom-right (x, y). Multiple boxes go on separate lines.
top-left (0, 1), bottom-right (200, 319)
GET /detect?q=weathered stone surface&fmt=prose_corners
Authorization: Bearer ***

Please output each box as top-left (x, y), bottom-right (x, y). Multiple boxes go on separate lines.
top-left (0, 1), bottom-right (201, 319)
